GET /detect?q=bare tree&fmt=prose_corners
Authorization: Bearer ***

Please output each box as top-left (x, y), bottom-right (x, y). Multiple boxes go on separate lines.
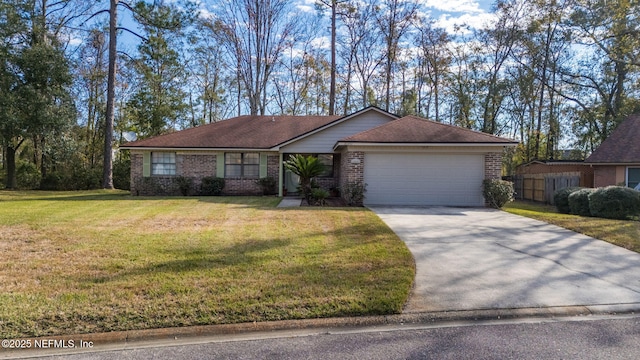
top-left (339, 2), bottom-right (385, 108)
top-left (376, 0), bottom-right (418, 112)
top-left (215, 0), bottom-right (297, 115)
top-left (415, 19), bottom-right (451, 122)
top-left (102, 0), bottom-right (117, 189)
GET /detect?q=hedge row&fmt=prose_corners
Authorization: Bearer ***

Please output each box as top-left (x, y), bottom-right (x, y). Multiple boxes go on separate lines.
top-left (553, 186), bottom-right (640, 220)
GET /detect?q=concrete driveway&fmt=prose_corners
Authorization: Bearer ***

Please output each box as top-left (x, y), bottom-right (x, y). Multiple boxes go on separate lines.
top-left (370, 206), bottom-right (640, 314)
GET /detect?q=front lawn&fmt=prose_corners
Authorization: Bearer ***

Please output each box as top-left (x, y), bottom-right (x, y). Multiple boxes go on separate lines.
top-left (504, 201), bottom-right (640, 252)
top-left (0, 191), bottom-right (415, 338)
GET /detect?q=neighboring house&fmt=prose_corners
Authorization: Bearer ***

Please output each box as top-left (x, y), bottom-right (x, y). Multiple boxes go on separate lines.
top-left (120, 107), bottom-right (518, 206)
top-left (585, 114), bottom-right (640, 189)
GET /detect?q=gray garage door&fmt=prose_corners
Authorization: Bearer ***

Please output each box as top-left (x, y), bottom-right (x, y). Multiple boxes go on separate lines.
top-left (363, 153), bottom-right (485, 206)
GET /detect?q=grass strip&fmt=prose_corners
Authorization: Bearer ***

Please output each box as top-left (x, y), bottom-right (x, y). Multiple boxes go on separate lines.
top-left (504, 201), bottom-right (640, 253)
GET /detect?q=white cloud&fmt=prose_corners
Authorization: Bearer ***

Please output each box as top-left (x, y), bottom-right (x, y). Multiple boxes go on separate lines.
top-left (422, 0), bottom-right (483, 14)
top-left (434, 12), bottom-right (496, 34)
top-left (68, 37), bottom-right (83, 46)
top-left (198, 8), bottom-right (215, 20)
top-left (310, 36), bottom-right (329, 50)
top-left (296, 0), bottom-right (317, 13)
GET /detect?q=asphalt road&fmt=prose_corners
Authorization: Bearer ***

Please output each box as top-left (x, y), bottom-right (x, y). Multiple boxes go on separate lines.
top-left (8, 314), bottom-right (640, 360)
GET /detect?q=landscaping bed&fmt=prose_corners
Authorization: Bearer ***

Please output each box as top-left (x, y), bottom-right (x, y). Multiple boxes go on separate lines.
top-left (0, 190), bottom-right (414, 338)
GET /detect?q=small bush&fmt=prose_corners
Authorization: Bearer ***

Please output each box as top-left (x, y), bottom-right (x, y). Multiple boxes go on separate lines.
top-left (588, 186), bottom-right (640, 220)
top-left (113, 157), bottom-right (131, 190)
top-left (310, 188), bottom-right (330, 206)
top-left (40, 172), bottom-right (62, 190)
top-left (553, 187), bottom-right (583, 214)
top-left (200, 176), bottom-right (225, 196)
top-left (175, 176), bottom-right (193, 196)
top-left (568, 188), bottom-right (596, 216)
top-left (255, 176), bottom-right (277, 195)
top-left (482, 179), bottom-right (514, 209)
top-left (342, 181), bottom-right (367, 206)
top-left (16, 161), bottom-right (41, 190)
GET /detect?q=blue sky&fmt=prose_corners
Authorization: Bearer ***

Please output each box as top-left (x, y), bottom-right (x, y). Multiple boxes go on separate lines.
top-left (290, 0), bottom-right (497, 33)
top-left (421, 0), bottom-right (496, 32)
top-left (109, 0), bottom-right (497, 51)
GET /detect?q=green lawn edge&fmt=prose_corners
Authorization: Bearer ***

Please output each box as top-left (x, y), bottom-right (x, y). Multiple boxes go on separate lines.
top-left (503, 201), bottom-right (640, 253)
top-left (0, 190), bottom-right (415, 338)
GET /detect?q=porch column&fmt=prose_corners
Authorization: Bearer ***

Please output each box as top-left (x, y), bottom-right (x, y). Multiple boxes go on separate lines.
top-left (278, 153), bottom-right (284, 197)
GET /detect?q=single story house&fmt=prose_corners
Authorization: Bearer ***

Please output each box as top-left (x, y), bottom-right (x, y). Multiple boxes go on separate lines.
top-left (585, 114), bottom-right (640, 189)
top-left (120, 107), bottom-right (518, 206)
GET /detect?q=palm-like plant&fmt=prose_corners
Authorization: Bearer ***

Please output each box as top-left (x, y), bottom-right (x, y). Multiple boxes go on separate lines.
top-left (284, 154), bottom-right (325, 202)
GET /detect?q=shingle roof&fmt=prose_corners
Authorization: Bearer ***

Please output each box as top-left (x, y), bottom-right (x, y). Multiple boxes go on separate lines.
top-left (586, 114), bottom-right (640, 163)
top-left (338, 115), bottom-right (517, 144)
top-left (122, 114), bottom-right (342, 149)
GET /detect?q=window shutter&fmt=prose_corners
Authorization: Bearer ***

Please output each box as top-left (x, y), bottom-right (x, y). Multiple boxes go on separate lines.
top-left (143, 152), bottom-right (151, 177)
top-left (259, 153), bottom-right (268, 178)
top-left (216, 153), bottom-right (225, 178)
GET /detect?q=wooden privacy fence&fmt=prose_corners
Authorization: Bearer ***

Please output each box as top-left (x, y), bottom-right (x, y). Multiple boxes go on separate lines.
top-left (512, 172), bottom-right (581, 204)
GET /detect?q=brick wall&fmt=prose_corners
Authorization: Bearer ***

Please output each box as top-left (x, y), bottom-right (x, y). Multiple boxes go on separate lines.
top-left (593, 166), bottom-right (617, 188)
top-left (130, 151), bottom-right (280, 196)
top-left (484, 152), bottom-right (502, 179)
top-left (338, 150), bottom-right (365, 204)
top-left (223, 178), bottom-right (262, 195)
top-left (339, 151), bottom-right (364, 188)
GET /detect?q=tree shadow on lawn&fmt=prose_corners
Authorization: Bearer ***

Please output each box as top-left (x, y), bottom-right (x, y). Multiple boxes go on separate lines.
top-left (0, 190), bottom-right (282, 208)
top-left (81, 220), bottom-right (406, 286)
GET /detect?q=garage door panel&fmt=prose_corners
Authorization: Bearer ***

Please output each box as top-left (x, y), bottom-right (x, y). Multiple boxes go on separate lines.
top-left (364, 153), bottom-right (484, 206)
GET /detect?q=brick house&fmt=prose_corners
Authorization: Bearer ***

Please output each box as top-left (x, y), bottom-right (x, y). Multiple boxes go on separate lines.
top-left (585, 114), bottom-right (640, 189)
top-left (120, 107), bottom-right (517, 206)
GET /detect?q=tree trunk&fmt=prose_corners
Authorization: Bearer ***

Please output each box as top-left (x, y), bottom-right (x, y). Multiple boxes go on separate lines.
top-left (102, 0), bottom-right (117, 189)
top-left (329, 0), bottom-right (336, 115)
top-left (5, 145), bottom-right (17, 189)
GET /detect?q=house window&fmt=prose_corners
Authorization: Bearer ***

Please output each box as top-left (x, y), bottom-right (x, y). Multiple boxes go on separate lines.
top-left (151, 152), bottom-right (176, 175)
top-left (628, 168), bottom-right (640, 189)
top-left (318, 154), bottom-right (334, 177)
top-left (225, 153), bottom-right (259, 178)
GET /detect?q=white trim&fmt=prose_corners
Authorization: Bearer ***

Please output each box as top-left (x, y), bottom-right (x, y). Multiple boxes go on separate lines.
top-left (123, 147), bottom-right (275, 152)
top-left (271, 107), bottom-right (398, 150)
top-left (626, 166), bottom-right (640, 188)
top-left (587, 162), bottom-right (640, 166)
top-left (335, 142), bottom-right (517, 148)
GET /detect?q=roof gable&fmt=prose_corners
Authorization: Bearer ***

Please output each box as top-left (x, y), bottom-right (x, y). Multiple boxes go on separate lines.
top-left (586, 114), bottom-right (640, 163)
top-left (338, 115), bottom-right (517, 144)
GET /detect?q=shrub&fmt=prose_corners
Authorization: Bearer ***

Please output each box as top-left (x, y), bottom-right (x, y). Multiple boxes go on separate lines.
top-left (39, 172), bottom-right (62, 190)
top-left (310, 188), bottom-right (330, 206)
top-left (175, 176), bottom-right (193, 196)
top-left (16, 161), bottom-right (41, 190)
top-left (284, 154), bottom-right (325, 203)
top-left (553, 187), bottom-right (583, 214)
top-left (200, 176), bottom-right (225, 196)
top-left (342, 181), bottom-right (367, 206)
top-left (588, 186), bottom-right (640, 220)
top-left (67, 166), bottom-right (101, 190)
top-left (568, 188), bottom-right (596, 216)
top-left (255, 176), bottom-right (277, 195)
top-left (113, 157), bottom-right (131, 190)
top-left (482, 179), bottom-right (514, 209)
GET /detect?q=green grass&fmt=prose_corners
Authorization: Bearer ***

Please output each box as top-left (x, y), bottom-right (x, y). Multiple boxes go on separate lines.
top-left (504, 201), bottom-right (640, 253)
top-left (0, 190), bottom-right (415, 338)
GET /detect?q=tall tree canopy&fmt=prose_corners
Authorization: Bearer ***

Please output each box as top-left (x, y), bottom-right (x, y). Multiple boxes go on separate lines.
top-left (2, 0), bottom-right (640, 190)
